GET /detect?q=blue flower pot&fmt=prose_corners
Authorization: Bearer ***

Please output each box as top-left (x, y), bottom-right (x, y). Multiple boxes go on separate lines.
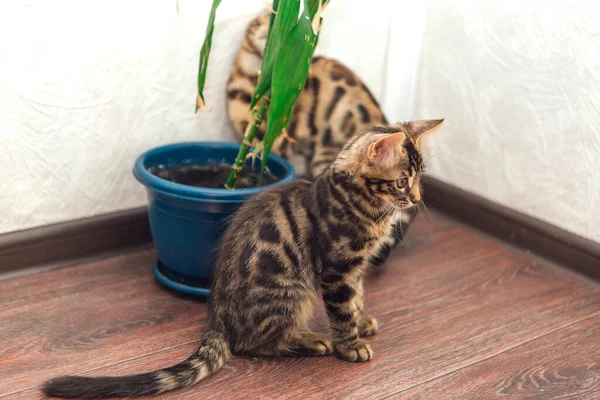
top-left (133, 142), bottom-right (296, 297)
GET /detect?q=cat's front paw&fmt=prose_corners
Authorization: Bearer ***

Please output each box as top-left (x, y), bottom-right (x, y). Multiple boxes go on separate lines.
top-left (358, 316), bottom-right (378, 337)
top-left (335, 339), bottom-right (373, 362)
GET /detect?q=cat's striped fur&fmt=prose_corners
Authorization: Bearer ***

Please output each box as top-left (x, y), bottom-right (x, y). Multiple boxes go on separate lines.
top-left (43, 120), bottom-right (443, 398)
top-left (227, 11), bottom-right (417, 268)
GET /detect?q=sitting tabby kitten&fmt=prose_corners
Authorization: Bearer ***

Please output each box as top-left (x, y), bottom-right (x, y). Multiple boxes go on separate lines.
top-left (43, 120), bottom-right (443, 399)
top-left (227, 11), bottom-right (417, 269)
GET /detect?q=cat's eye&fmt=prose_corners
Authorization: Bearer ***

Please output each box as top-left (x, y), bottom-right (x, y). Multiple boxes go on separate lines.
top-left (396, 178), bottom-right (407, 188)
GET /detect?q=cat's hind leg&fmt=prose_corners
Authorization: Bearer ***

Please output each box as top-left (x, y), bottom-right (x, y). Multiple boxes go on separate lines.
top-left (281, 331), bottom-right (334, 356)
top-left (253, 331), bottom-right (333, 357)
top-left (248, 293), bottom-right (331, 357)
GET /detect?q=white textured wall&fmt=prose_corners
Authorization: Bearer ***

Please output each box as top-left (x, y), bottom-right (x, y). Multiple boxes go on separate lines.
top-left (414, 0), bottom-right (600, 242)
top-left (0, 0), bottom-right (399, 234)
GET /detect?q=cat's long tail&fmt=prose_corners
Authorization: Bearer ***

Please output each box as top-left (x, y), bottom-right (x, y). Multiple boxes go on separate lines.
top-left (42, 330), bottom-right (229, 399)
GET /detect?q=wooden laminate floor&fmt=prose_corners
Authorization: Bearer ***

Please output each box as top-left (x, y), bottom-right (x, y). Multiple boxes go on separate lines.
top-left (1, 211), bottom-right (600, 399)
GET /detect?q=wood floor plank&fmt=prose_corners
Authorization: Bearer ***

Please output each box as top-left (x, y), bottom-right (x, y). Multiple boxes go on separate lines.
top-left (1, 212), bottom-right (599, 399)
top-left (0, 251), bottom-right (207, 396)
top-left (389, 315), bottom-right (600, 399)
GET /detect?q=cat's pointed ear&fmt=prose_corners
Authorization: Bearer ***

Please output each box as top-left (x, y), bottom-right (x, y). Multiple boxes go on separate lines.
top-left (405, 119), bottom-right (444, 146)
top-left (368, 132), bottom-right (406, 167)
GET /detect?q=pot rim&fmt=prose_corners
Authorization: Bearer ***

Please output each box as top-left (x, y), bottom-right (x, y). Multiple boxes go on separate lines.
top-left (133, 141), bottom-right (296, 201)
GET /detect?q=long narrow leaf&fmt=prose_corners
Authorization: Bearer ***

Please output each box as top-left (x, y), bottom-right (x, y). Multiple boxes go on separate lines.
top-left (250, 0), bottom-right (301, 109)
top-left (260, 0), bottom-right (319, 174)
top-left (195, 0), bottom-right (222, 112)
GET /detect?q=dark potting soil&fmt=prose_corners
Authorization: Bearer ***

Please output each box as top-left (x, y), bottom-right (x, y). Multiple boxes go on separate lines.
top-left (149, 164), bottom-right (279, 189)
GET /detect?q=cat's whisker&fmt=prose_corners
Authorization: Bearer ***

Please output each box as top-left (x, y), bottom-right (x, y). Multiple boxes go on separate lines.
top-left (415, 202), bottom-right (428, 224)
top-left (375, 202), bottom-right (396, 225)
top-left (420, 200), bottom-right (433, 223)
top-left (388, 202), bottom-right (402, 221)
top-left (392, 205), bottom-right (413, 248)
top-left (364, 196), bottom-right (381, 211)
top-left (395, 208), bottom-right (406, 238)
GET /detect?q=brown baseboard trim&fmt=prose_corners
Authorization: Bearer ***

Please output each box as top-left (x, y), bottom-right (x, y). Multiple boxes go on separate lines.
top-left (2, 179), bottom-right (599, 281)
top-left (0, 207), bottom-right (152, 274)
top-left (424, 177), bottom-right (600, 281)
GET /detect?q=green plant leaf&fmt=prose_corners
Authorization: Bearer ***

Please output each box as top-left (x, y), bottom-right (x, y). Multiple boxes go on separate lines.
top-left (195, 0), bottom-right (222, 112)
top-left (250, 0), bottom-right (301, 109)
top-left (260, 0), bottom-right (319, 174)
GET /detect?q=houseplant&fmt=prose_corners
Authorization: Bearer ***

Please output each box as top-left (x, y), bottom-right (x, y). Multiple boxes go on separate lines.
top-left (134, 0), bottom-right (326, 296)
